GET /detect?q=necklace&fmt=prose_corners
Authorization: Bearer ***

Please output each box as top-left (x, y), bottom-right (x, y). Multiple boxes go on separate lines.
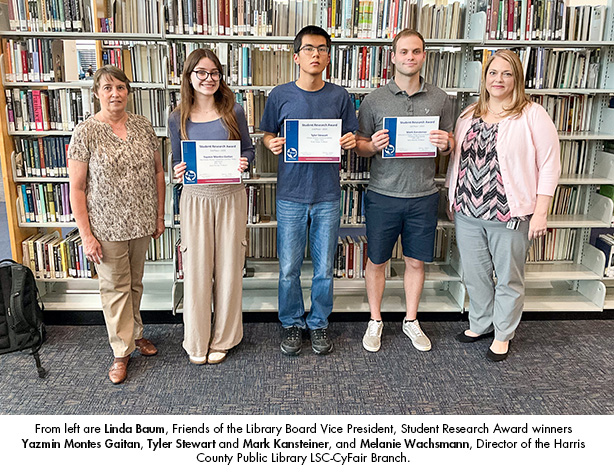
top-left (487, 104), bottom-right (506, 117)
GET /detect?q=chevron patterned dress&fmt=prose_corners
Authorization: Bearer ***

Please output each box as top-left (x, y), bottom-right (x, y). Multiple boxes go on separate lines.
top-left (454, 118), bottom-right (518, 223)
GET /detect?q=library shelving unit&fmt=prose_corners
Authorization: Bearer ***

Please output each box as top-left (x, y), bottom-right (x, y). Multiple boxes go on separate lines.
top-left (164, 3), bottom-right (484, 314)
top-left (473, 2), bottom-right (614, 312)
top-left (1, 0), bottom-right (613, 315)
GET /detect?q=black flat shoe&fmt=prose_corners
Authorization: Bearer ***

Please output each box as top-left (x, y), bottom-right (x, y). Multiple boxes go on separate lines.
top-left (486, 341), bottom-right (511, 362)
top-left (456, 330), bottom-right (494, 343)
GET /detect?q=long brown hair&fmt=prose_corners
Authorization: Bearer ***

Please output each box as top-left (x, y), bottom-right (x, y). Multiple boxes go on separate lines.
top-left (465, 49), bottom-right (530, 119)
top-left (175, 48), bottom-right (240, 141)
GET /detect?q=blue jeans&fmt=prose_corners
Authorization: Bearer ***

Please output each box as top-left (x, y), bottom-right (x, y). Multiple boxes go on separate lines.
top-left (277, 199), bottom-right (340, 330)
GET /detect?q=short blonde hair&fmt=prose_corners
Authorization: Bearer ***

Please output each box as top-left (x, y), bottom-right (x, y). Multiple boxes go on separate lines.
top-left (465, 49), bottom-right (530, 119)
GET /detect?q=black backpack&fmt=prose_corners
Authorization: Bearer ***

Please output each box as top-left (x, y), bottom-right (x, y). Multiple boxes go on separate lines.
top-left (0, 259), bottom-right (47, 378)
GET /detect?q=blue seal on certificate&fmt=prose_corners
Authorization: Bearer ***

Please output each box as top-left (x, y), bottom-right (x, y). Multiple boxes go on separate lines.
top-left (286, 148), bottom-right (298, 160)
top-left (184, 170), bottom-right (197, 184)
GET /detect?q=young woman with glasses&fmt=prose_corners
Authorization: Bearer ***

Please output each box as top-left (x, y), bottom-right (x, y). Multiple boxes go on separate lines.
top-left (170, 48), bottom-right (254, 365)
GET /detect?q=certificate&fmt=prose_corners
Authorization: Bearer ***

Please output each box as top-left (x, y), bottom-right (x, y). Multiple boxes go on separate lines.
top-left (181, 140), bottom-right (241, 185)
top-left (284, 119), bottom-right (342, 163)
top-left (383, 116), bottom-right (440, 158)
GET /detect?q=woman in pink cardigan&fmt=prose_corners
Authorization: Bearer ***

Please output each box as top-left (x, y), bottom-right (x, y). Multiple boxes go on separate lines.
top-left (445, 49), bottom-right (560, 361)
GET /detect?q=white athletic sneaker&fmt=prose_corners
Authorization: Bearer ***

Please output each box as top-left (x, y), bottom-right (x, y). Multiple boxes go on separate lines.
top-left (362, 319), bottom-right (384, 352)
top-left (402, 319), bottom-right (432, 351)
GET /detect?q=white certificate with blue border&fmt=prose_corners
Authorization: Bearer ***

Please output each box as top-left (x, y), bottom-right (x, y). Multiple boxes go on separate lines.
top-left (284, 119), bottom-right (342, 163)
top-left (383, 116), bottom-right (439, 158)
top-left (181, 140), bottom-right (241, 184)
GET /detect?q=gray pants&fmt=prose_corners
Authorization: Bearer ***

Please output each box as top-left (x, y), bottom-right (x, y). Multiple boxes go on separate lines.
top-left (455, 213), bottom-right (531, 342)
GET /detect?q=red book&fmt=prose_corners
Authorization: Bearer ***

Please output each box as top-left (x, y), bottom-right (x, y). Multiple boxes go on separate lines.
top-left (365, 47), bottom-right (371, 87)
top-left (525, 0), bottom-right (532, 40)
top-left (393, 0), bottom-right (400, 36)
top-left (225, 0), bottom-right (230, 35)
top-left (32, 90), bottom-right (43, 131)
top-left (361, 46), bottom-right (367, 87)
top-left (196, 0), bottom-right (203, 33)
top-left (382, 50), bottom-right (388, 82)
top-left (347, 238), bottom-right (354, 278)
top-left (21, 49), bottom-right (29, 81)
top-left (486, 2), bottom-right (492, 39)
top-left (219, 0), bottom-right (225, 34)
top-left (491, 0), bottom-right (498, 39)
top-left (508, 0), bottom-right (514, 39)
top-left (7, 0), bottom-right (15, 30)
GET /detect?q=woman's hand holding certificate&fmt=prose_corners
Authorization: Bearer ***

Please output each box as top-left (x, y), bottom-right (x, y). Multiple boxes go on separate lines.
top-left (181, 140), bottom-right (242, 184)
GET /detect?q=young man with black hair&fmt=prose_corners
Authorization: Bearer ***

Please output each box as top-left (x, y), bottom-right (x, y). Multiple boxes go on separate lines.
top-left (356, 29), bottom-right (455, 353)
top-left (260, 25), bottom-right (358, 356)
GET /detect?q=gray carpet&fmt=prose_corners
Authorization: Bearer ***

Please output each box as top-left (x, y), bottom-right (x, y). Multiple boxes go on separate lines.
top-left (1, 320), bottom-right (613, 415)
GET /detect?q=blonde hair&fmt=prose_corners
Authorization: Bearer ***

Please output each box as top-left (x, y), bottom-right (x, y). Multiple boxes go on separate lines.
top-left (465, 49), bottom-right (530, 119)
top-left (174, 48), bottom-right (240, 141)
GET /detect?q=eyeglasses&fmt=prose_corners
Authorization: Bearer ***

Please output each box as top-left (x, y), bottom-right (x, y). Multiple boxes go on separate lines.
top-left (299, 45), bottom-right (330, 55)
top-left (192, 70), bottom-right (222, 81)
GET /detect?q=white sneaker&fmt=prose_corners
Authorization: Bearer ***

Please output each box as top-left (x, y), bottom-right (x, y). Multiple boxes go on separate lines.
top-left (363, 319), bottom-right (384, 352)
top-left (402, 319), bottom-right (432, 351)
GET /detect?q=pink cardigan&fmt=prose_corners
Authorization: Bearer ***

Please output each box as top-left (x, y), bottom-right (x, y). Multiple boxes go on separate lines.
top-left (445, 102), bottom-right (561, 217)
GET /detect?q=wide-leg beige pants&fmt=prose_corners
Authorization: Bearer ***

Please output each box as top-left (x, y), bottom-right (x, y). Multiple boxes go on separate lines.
top-left (95, 235), bottom-right (150, 357)
top-left (180, 184), bottom-right (247, 359)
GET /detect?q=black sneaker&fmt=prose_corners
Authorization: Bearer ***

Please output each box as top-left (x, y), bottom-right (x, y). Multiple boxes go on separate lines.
top-left (280, 326), bottom-right (303, 356)
top-left (309, 328), bottom-right (333, 355)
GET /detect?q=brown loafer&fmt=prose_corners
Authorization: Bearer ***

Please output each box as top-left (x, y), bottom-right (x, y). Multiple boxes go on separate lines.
top-left (108, 357), bottom-right (129, 384)
top-left (135, 338), bottom-right (158, 356)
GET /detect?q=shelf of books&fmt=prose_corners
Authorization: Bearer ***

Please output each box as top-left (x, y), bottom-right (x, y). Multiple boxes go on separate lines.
top-left (172, 240), bottom-right (466, 313)
top-left (2, 0), bottom-right (614, 314)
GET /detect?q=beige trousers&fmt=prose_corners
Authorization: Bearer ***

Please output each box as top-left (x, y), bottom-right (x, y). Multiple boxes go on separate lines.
top-left (95, 235), bottom-right (150, 357)
top-left (180, 185), bottom-right (247, 359)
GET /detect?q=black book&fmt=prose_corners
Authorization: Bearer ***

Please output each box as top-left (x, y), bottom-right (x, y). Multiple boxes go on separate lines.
top-left (47, 89), bottom-right (56, 129)
top-left (63, 0), bottom-right (72, 31)
top-left (51, 138), bottom-right (61, 176)
top-left (71, 0), bottom-right (82, 32)
top-left (352, 0), bottom-right (359, 37)
top-left (19, 138), bottom-right (30, 177)
top-left (43, 138), bottom-right (54, 176)
top-left (70, 90), bottom-right (78, 128)
top-left (5, 90), bottom-right (15, 132)
top-left (52, 184), bottom-right (62, 221)
top-left (75, 91), bottom-right (83, 124)
top-left (25, 185), bottom-right (35, 222)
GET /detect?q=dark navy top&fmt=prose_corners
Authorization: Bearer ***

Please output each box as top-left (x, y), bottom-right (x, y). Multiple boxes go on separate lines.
top-left (259, 81), bottom-right (359, 204)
